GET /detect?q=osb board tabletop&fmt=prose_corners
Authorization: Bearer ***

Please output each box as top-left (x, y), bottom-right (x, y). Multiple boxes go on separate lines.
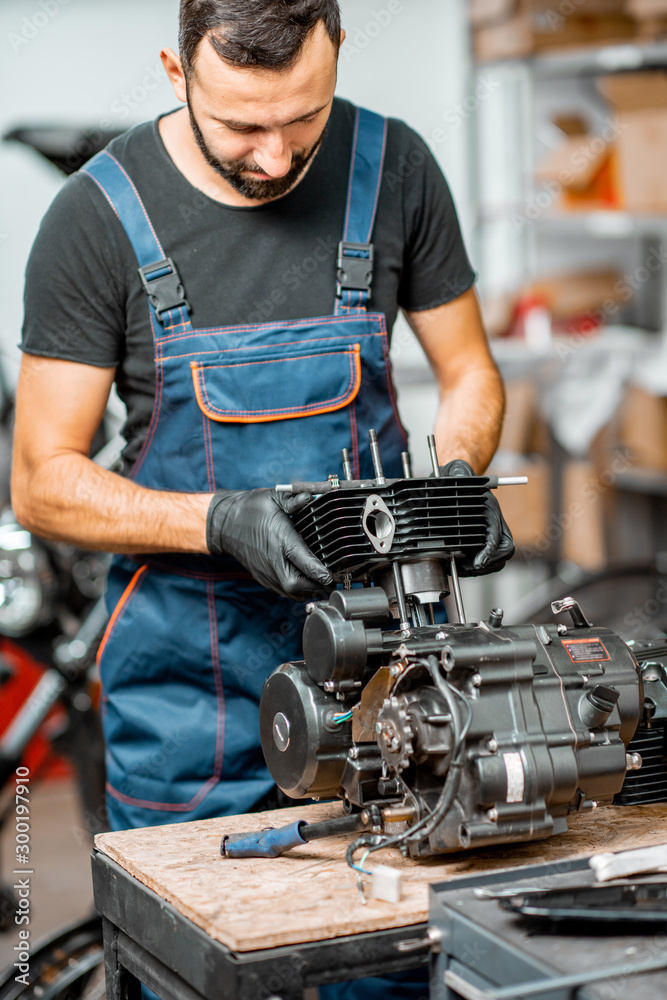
top-left (95, 802), bottom-right (667, 953)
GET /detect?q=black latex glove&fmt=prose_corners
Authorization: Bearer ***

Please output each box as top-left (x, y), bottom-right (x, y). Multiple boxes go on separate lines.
top-left (206, 489), bottom-right (333, 601)
top-left (439, 459), bottom-right (515, 576)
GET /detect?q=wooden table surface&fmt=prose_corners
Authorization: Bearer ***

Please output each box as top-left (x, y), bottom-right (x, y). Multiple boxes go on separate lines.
top-left (95, 801), bottom-right (667, 953)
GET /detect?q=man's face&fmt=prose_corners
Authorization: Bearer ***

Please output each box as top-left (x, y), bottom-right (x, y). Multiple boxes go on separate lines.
top-left (184, 22), bottom-right (339, 201)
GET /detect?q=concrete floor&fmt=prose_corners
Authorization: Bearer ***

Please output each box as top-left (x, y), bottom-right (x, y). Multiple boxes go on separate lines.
top-left (0, 776), bottom-right (95, 974)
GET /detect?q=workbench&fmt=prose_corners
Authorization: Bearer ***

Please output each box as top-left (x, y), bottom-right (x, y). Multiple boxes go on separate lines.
top-left (93, 801), bottom-right (667, 1000)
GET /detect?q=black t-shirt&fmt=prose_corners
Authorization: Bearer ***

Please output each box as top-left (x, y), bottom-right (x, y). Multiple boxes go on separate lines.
top-left (22, 97), bottom-right (475, 465)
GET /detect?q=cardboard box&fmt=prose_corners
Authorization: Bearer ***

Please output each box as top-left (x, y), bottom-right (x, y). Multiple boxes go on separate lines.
top-left (560, 460), bottom-right (607, 571)
top-left (626, 0), bottom-right (667, 17)
top-left (469, 0), bottom-right (518, 27)
top-left (598, 72), bottom-right (667, 213)
top-left (527, 270), bottom-right (624, 321)
top-left (532, 0), bottom-right (627, 9)
top-left (473, 10), bottom-right (532, 61)
top-left (535, 115), bottom-right (620, 211)
top-left (473, 7), bottom-right (637, 62)
top-left (498, 380), bottom-right (538, 454)
top-left (489, 270), bottom-right (627, 344)
top-left (625, 2), bottom-right (667, 43)
top-left (470, 0), bottom-right (630, 26)
top-left (495, 458), bottom-right (608, 567)
top-left (619, 384), bottom-right (667, 471)
top-left (493, 457), bottom-right (551, 550)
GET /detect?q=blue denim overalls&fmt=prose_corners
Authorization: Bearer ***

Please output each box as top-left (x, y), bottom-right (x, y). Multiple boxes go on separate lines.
top-left (82, 106), bottom-right (409, 832)
top-left (84, 105), bottom-right (429, 1000)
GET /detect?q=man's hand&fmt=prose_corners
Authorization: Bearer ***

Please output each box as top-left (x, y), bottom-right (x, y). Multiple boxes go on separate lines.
top-left (440, 459), bottom-right (515, 576)
top-left (206, 489), bottom-right (333, 601)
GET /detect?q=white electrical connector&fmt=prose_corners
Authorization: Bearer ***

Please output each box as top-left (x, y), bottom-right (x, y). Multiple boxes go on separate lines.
top-left (371, 865), bottom-right (403, 903)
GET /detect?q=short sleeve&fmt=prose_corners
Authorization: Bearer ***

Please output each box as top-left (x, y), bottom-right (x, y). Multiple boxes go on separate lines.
top-left (21, 173), bottom-right (127, 367)
top-left (396, 128), bottom-right (476, 313)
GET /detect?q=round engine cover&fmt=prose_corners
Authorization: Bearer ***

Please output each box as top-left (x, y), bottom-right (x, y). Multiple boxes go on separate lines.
top-left (302, 606), bottom-right (367, 685)
top-left (259, 662), bottom-right (352, 798)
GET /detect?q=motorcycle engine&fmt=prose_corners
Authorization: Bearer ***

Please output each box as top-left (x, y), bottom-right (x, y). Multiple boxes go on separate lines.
top-left (259, 433), bottom-right (647, 858)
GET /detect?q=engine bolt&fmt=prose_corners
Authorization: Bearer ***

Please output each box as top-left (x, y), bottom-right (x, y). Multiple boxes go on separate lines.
top-left (487, 738), bottom-right (498, 753)
top-left (487, 807), bottom-right (498, 822)
top-left (436, 631), bottom-right (447, 640)
top-left (401, 629), bottom-right (411, 638)
top-left (390, 665), bottom-right (401, 677)
top-left (472, 673), bottom-right (482, 687)
top-left (626, 752), bottom-right (642, 771)
top-left (306, 602), bottom-right (315, 614)
top-left (349, 747), bottom-right (359, 759)
top-left (557, 624), bottom-right (568, 635)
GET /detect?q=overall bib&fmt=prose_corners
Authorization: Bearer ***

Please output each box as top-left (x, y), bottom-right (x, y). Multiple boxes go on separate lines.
top-left (83, 107), bottom-right (408, 833)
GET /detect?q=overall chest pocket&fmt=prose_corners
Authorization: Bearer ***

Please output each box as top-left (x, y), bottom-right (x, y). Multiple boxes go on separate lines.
top-left (191, 342), bottom-right (362, 423)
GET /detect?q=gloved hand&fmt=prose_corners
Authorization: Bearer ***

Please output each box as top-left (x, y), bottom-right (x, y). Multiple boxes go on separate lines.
top-left (206, 489), bottom-right (333, 601)
top-left (439, 459), bottom-right (515, 576)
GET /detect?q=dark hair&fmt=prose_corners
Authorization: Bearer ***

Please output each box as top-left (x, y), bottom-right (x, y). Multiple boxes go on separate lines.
top-left (179, 0), bottom-right (341, 75)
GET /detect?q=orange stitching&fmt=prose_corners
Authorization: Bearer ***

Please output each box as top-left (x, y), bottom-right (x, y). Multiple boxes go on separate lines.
top-left (194, 350), bottom-right (357, 420)
top-left (80, 171), bottom-right (122, 224)
top-left (192, 346), bottom-right (362, 423)
top-left (365, 118), bottom-right (388, 242)
top-left (349, 402), bottom-right (360, 478)
top-left (192, 346), bottom-right (357, 372)
top-left (97, 565), bottom-right (148, 666)
top-left (106, 775), bottom-right (219, 812)
top-left (104, 579), bottom-right (228, 815)
top-left (342, 107), bottom-right (361, 241)
top-left (207, 580), bottom-right (226, 777)
top-left (203, 408), bottom-right (215, 490)
top-left (157, 312), bottom-right (387, 345)
top-left (103, 152), bottom-right (165, 256)
top-left (129, 318), bottom-right (164, 479)
top-left (197, 352), bottom-right (354, 415)
top-left (195, 345), bottom-right (357, 412)
top-left (162, 330), bottom-right (377, 362)
top-left (379, 324), bottom-right (409, 444)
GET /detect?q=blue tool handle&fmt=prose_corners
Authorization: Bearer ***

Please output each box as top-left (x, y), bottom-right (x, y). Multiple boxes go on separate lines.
top-left (223, 821), bottom-right (307, 859)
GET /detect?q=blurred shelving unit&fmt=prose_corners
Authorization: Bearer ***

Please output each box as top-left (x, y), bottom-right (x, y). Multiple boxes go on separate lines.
top-left (473, 40), bottom-right (667, 335)
top-left (465, 14), bottom-right (667, 613)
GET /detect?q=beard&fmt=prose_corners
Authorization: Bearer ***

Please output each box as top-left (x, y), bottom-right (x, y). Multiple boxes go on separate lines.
top-left (186, 93), bottom-right (326, 201)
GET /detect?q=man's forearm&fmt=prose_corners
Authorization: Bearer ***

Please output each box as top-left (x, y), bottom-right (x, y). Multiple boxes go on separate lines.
top-left (12, 451), bottom-right (211, 554)
top-left (432, 364), bottom-right (505, 474)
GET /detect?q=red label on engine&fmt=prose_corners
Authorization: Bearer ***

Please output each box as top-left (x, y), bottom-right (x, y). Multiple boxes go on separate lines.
top-left (561, 638), bottom-right (610, 663)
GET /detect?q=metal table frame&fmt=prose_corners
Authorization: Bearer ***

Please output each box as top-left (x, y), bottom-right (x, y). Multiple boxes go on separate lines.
top-left (428, 858), bottom-right (667, 1000)
top-left (92, 850), bottom-right (430, 1000)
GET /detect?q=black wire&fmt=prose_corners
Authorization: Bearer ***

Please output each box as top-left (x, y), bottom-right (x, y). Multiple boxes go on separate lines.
top-left (401, 657), bottom-right (469, 844)
top-left (346, 655), bottom-right (472, 871)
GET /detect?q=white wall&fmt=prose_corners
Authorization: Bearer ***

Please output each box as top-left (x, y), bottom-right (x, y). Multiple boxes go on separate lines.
top-left (1, 0), bottom-right (471, 448)
top-left (337, 0), bottom-right (472, 471)
top-left (338, 0), bottom-right (471, 244)
top-left (1, 0), bottom-right (182, 384)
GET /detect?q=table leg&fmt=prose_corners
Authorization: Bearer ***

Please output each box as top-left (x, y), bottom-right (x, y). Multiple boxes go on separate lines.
top-left (103, 917), bottom-right (142, 1000)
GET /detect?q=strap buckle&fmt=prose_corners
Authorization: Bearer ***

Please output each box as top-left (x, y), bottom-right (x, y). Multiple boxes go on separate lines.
top-left (336, 241), bottom-right (374, 299)
top-left (138, 258), bottom-right (190, 322)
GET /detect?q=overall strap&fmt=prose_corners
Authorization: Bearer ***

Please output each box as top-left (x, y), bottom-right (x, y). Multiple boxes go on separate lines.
top-left (81, 150), bottom-right (193, 335)
top-left (334, 106), bottom-right (388, 317)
